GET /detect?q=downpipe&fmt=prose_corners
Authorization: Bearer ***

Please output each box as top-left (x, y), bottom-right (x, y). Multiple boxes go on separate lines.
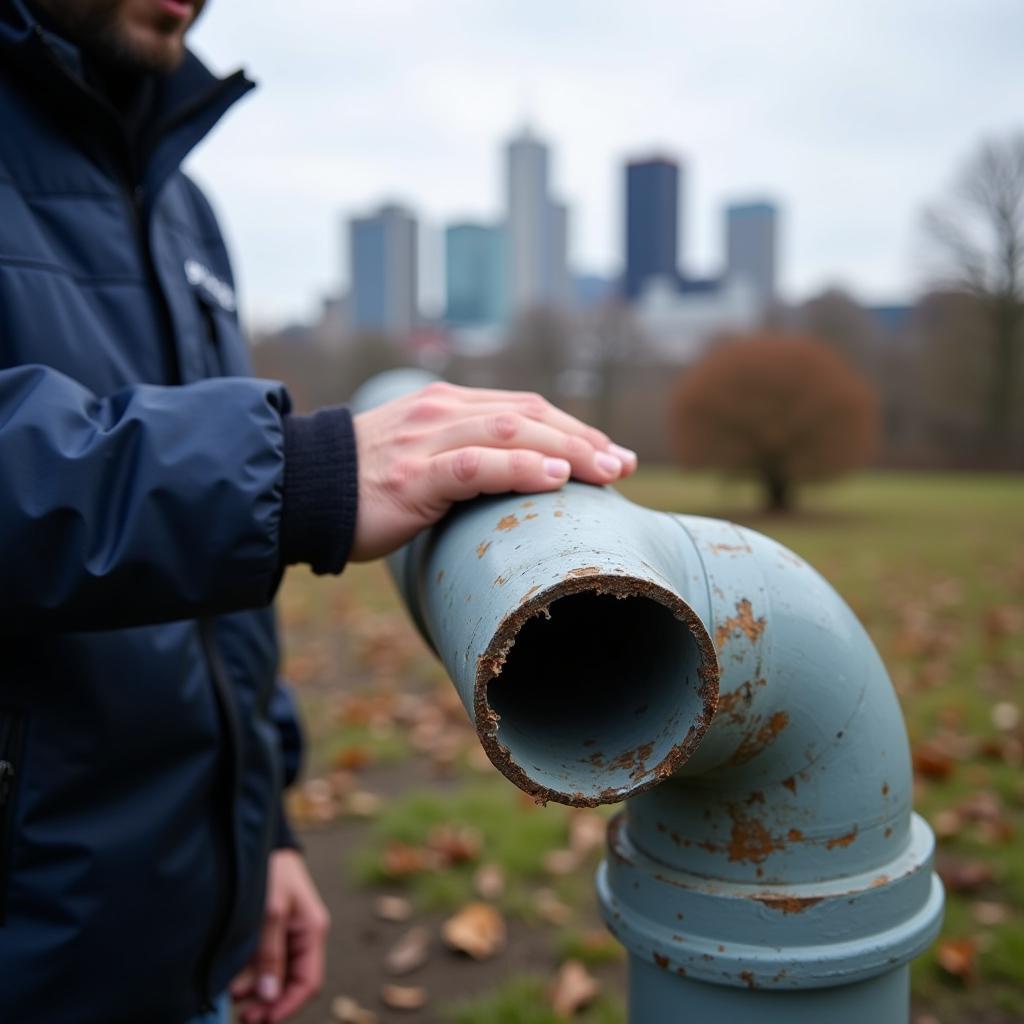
top-left (353, 372), bottom-right (944, 1022)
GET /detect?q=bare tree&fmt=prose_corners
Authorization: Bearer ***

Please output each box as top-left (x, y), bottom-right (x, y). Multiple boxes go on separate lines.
top-left (924, 132), bottom-right (1024, 452)
top-left (669, 334), bottom-right (879, 513)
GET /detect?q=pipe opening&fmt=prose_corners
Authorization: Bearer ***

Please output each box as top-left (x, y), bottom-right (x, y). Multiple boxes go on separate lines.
top-left (481, 586), bottom-right (716, 806)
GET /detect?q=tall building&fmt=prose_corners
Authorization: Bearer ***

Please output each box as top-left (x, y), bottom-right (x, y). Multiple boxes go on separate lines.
top-left (724, 201), bottom-right (778, 305)
top-left (505, 128), bottom-right (570, 312)
top-left (349, 203), bottom-right (418, 336)
top-left (624, 156), bottom-right (681, 301)
top-left (445, 223), bottom-right (506, 326)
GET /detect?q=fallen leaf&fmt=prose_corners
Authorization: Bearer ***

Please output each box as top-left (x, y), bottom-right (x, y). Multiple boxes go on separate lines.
top-left (381, 842), bottom-right (434, 878)
top-left (333, 745), bottom-right (374, 772)
top-left (385, 926), bottom-right (431, 976)
top-left (427, 824), bottom-right (482, 865)
top-left (936, 936), bottom-right (977, 983)
top-left (931, 809), bottom-right (962, 839)
top-left (473, 863), bottom-right (506, 900)
top-left (380, 984), bottom-right (429, 1011)
top-left (534, 888), bottom-right (573, 926)
top-left (991, 701), bottom-right (1020, 732)
top-left (937, 857), bottom-right (994, 893)
top-left (331, 995), bottom-right (379, 1024)
top-left (345, 791), bottom-right (383, 818)
top-left (374, 894), bottom-right (413, 923)
top-left (973, 901), bottom-right (1010, 926)
top-left (544, 849), bottom-right (582, 876)
top-left (913, 741), bottom-right (955, 780)
top-left (550, 960), bottom-right (601, 1018)
top-left (441, 902), bottom-right (507, 960)
top-left (569, 812), bottom-right (606, 856)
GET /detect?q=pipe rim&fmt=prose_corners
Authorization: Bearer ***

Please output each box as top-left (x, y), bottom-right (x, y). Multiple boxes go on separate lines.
top-left (472, 574), bottom-right (719, 807)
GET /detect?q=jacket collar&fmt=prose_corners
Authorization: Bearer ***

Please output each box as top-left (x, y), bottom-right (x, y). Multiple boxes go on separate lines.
top-left (0, 0), bottom-right (254, 200)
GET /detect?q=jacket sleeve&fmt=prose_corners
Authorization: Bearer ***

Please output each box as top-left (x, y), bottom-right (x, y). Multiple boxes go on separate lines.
top-left (0, 362), bottom-right (292, 632)
top-left (269, 680), bottom-right (305, 849)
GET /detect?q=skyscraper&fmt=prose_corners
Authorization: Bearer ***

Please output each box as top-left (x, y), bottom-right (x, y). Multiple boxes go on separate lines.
top-left (725, 201), bottom-right (778, 305)
top-left (349, 203), bottom-right (418, 336)
top-left (445, 223), bottom-right (506, 326)
top-left (505, 128), bottom-right (570, 313)
top-left (624, 156), bottom-right (681, 301)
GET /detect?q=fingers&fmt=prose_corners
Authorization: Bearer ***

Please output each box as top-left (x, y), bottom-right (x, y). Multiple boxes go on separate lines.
top-left (415, 446), bottom-right (573, 507)
top-left (408, 383), bottom-right (617, 457)
top-left (238, 896), bottom-right (287, 1024)
top-left (422, 411), bottom-right (623, 485)
top-left (267, 922), bottom-right (328, 1023)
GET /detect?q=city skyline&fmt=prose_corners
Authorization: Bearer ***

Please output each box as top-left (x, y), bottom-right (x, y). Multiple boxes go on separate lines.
top-left (344, 127), bottom-right (776, 337)
top-left (185, 0), bottom-right (1024, 326)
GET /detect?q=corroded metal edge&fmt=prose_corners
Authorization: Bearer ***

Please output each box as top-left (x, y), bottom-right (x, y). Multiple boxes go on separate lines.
top-left (472, 574), bottom-right (720, 807)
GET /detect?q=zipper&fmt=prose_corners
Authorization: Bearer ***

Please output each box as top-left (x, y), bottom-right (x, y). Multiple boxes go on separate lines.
top-left (0, 709), bottom-right (27, 927)
top-left (197, 620), bottom-right (243, 1002)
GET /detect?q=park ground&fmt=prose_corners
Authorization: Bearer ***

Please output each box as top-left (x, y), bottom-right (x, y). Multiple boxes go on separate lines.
top-left (273, 471), bottom-right (1023, 1024)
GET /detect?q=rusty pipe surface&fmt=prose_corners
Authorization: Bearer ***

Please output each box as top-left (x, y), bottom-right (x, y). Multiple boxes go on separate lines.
top-left (353, 371), bottom-right (943, 1020)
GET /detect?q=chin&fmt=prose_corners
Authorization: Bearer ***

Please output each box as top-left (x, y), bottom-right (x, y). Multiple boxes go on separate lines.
top-left (113, 25), bottom-right (188, 73)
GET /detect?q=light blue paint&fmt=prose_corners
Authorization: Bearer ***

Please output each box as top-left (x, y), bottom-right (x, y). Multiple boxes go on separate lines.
top-left (352, 371), bottom-right (944, 1022)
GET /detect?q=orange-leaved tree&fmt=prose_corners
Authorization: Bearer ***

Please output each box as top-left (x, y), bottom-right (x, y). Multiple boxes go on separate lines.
top-left (670, 334), bottom-right (880, 512)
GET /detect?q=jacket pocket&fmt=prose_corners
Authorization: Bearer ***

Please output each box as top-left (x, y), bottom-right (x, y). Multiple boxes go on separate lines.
top-left (0, 707), bottom-right (27, 926)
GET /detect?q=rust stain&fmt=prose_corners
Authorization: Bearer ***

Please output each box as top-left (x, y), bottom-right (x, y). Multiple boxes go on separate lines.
top-left (553, 510), bottom-right (564, 517)
top-left (609, 741), bottom-right (655, 780)
top-left (825, 827), bottom-right (859, 850)
top-left (787, 828), bottom-right (804, 842)
top-left (676, 966), bottom-right (687, 976)
top-left (496, 514), bottom-right (520, 532)
top-left (436, 569), bottom-right (444, 583)
top-left (729, 710), bottom-right (790, 766)
top-left (751, 894), bottom-right (823, 914)
top-left (781, 776), bottom-right (797, 794)
top-left (884, 826), bottom-right (893, 838)
top-left (727, 807), bottom-right (781, 863)
top-left (714, 599), bottom-right (766, 651)
top-left (520, 584), bottom-right (541, 603)
top-left (493, 575), bottom-right (507, 587)
top-left (566, 565), bottom-right (601, 578)
top-left (872, 874), bottom-right (890, 887)
top-left (524, 512), bottom-right (539, 521)
top-left (739, 970), bottom-right (756, 989)
top-left (881, 782), bottom-right (890, 796)
top-left (653, 953), bottom-right (669, 970)
top-left (520, 500), bottom-right (535, 508)
top-left (708, 542), bottom-right (752, 555)
top-left (715, 678), bottom-right (767, 724)
top-left (476, 540), bottom-right (491, 558)
top-left (746, 790), bottom-right (765, 805)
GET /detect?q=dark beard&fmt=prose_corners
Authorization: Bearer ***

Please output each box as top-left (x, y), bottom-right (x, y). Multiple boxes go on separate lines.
top-left (29, 1), bottom-right (183, 75)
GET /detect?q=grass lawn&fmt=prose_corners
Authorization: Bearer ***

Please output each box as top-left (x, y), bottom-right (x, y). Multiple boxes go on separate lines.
top-left (282, 470), bottom-right (1024, 1023)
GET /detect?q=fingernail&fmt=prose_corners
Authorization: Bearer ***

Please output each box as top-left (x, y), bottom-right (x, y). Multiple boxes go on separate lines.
top-left (594, 451), bottom-right (622, 475)
top-left (608, 443), bottom-right (638, 466)
top-left (257, 974), bottom-right (280, 1002)
top-left (544, 457), bottom-right (571, 479)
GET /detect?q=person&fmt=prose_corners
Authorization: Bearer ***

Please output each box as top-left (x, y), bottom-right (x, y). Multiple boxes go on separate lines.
top-left (0, 1), bottom-right (638, 1021)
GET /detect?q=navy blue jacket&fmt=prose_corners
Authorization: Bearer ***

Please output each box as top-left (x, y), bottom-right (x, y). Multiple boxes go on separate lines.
top-left (0, 2), bottom-right (357, 1020)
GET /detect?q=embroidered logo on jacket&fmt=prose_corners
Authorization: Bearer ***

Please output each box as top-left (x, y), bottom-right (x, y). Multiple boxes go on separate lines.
top-left (184, 258), bottom-right (237, 313)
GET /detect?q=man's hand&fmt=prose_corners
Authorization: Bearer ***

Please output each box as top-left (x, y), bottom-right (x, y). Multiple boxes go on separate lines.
top-left (352, 382), bottom-right (638, 561)
top-left (230, 849), bottom-right (330, 1024)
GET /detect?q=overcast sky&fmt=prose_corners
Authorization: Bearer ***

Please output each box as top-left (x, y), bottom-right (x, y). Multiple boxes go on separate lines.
top-left (185, 0), bottom-right (1024, 328)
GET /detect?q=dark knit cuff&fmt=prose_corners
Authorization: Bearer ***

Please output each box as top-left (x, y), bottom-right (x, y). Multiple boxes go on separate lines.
top-left (280, 406), bottom-right (358, 575)
top-left (274, 798), bottom-right (302, 851)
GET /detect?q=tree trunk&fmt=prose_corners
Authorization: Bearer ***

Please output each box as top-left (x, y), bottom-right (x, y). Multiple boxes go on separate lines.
top-left (763, 471), bottom-right (793, 514)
